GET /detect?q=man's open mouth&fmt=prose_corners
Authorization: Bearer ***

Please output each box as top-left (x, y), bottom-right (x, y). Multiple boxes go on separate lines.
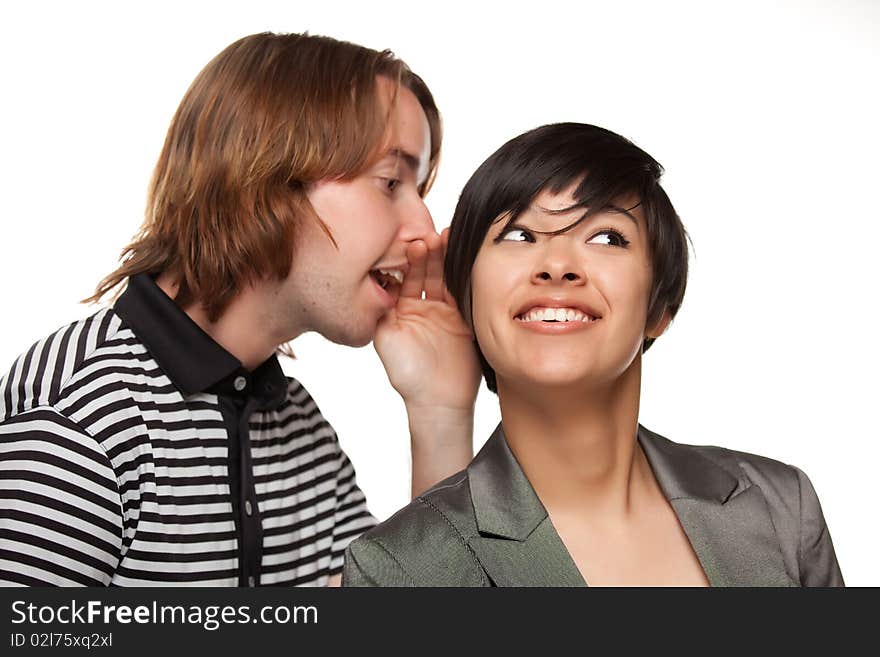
top-left (370, 268), bottom-right (404, 291)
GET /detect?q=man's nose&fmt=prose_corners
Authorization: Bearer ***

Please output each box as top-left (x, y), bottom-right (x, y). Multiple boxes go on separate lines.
top-left (398, 197), bottom-right (436, 241)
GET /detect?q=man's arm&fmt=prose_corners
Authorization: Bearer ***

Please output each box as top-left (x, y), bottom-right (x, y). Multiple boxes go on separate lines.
top-left (0, 407), bottom-right (123, 586)
top-left (406, 404), bottom-right (473, 498)
top-left (326, 428), bottom-right (377, 586)
top-left (374, 230), bottom-right (480, 498)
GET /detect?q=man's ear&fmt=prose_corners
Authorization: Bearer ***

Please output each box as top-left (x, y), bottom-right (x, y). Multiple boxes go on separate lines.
top-left (646, 307), bottom-right (672, 340)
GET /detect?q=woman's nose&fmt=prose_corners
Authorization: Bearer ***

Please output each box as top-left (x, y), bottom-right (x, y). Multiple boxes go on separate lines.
top-left (531, 241), bottom-right (586, 285)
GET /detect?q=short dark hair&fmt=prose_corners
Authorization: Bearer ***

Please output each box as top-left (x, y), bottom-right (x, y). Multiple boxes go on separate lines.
top-left (444, 122), bottom-right (689, 393)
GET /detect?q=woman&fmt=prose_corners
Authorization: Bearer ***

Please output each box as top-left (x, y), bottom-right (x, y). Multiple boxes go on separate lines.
top-left (342, 123), bottom-right (843, 586)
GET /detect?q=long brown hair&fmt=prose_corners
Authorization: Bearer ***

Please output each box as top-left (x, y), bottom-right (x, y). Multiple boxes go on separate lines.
top-left (86, 32), bottom-right (441, 322)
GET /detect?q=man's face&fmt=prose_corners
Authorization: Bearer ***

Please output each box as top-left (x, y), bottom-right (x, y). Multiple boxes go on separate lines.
top-left (279, 76), bottom-right (434, 346)
top-left (469, 184), bottom-right (664, 393)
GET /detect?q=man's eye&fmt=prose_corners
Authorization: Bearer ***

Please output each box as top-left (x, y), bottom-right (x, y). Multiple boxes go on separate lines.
top-left (499, 228), bottom-right (534, 242)
top-left (587, 229), bottom-right (630, 247)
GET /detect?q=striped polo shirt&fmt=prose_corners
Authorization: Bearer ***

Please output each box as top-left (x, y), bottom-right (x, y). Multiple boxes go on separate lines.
top-left (0, 274), bottom-right (376, 586)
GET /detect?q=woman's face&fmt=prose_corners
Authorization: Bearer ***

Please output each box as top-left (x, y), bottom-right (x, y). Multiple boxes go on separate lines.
top-left (470, 183), bottom-right (666, 392)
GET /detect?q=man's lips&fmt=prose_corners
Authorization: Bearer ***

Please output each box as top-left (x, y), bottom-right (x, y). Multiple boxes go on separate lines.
top-left (372, 261), bottom-right (409, 278)
top-left (370, 273), bottom-right (399, 310)
top-left (369, 261), bottom-right (408, 291)
top-left (368, 261), bottom-right (408, 310)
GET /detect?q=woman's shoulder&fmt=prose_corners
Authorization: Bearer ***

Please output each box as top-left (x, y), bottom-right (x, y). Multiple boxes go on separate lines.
top-left (371, 468), bottom-right (479, 542)
top-left (643, 427), bottom-right (842, 586)
top-left (642, 426), bottom-right (832, 561)
top-left (342, 469), bottom-right (489, 586)
top-left (642, 425), bottom-right (808, 496)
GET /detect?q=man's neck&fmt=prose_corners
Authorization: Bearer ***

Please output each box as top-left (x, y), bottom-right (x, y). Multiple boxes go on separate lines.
top-left (496, 355), bottom-right (651, 517)
top-left (155, 272), bottom-right (291, 371)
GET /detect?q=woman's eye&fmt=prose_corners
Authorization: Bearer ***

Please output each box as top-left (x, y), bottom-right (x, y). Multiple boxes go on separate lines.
top-left (499, 228), bottom-right (534, 242)
top-left (384, 178), bottom-right (401, 192)
top-left (587, 230), bottom-right (630, 247)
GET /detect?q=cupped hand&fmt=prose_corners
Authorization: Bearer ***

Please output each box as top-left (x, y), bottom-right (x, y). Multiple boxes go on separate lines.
top-left (373, 229), bottom-right (481, 412)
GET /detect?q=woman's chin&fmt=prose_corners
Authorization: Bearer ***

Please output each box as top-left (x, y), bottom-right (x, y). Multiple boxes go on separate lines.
top-left (509, 363), bottom-right (601, 391)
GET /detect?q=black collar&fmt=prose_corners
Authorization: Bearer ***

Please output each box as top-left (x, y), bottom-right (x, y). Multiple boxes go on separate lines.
top-left (114, 274), bottom-right (286, 408)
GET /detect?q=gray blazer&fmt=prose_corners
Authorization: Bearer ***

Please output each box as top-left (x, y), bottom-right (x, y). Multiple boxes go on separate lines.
top-left (343, 424), bottom-right (843, 586)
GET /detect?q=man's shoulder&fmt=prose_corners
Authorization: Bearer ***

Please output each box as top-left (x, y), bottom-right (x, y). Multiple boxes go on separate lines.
top-left (275, 376), bottom-right (339, 435)
top-left (279, 376), bottom-right (320, 411)
top-left (0, 308), bottom-right (133, 421)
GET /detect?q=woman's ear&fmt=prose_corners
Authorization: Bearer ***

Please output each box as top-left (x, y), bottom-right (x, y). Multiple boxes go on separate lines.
top-left (646, 307), bottom-right (672, 339)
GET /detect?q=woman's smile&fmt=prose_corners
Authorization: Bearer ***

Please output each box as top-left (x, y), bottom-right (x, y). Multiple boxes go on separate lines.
top-left (513, 296), bottom-right (603, 334)
top-left (514, 306), bottom-right (601, 335)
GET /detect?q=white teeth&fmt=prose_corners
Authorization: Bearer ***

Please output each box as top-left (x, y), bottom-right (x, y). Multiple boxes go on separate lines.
top-left (515, 307), bottom-right (597, 323)
top-left (377, 268), bottom-right (404, 284)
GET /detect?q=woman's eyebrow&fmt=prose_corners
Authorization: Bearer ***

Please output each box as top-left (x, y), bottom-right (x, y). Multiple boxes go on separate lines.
top-left (603, 203), bottom-right (641, 230)
top-left (525, 202), bottom-right (642, 234)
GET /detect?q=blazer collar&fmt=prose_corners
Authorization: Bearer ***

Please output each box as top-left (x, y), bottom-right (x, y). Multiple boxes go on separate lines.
top-left (636, 425), bottom-right (739, 504)
top-left (467, 423), bottom-right (740, 541)
top-left (467, 423), bottom-right (545, 541)
top-left (466, 423), bottom-right (794, 586)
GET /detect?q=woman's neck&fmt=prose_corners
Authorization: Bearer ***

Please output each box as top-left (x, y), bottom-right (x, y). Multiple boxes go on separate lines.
top-left (496, 354), bottom-right (653, 517)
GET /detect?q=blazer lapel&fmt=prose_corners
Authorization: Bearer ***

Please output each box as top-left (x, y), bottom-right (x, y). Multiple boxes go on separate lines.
top-left (469, 518), bottom-right (587, 587)
top-left (638, 426), bottom-right (796, 586)
top-left (466, 425), bottom-right (586, 587)
top-left (464, 423), bottom-right (795, 586)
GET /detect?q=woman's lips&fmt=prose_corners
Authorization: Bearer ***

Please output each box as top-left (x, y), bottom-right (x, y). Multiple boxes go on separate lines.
top-left (513, 314), bottom-right (601, 334)
top-left (513, 305), bottom-right (602, 334)
top-left (514, 297), bottom-right (603, 322)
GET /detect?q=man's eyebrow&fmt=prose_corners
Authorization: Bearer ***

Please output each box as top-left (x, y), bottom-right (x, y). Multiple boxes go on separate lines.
top-left (385, 147), bottom-right (422, 178)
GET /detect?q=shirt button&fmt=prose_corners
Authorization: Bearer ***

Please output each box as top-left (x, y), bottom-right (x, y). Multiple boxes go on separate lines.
top-left (233, 376), bottom-right (247, 392)
top-left (245, 499), bottom-right (253, 516)
top-left (248, 576), bottom-right (256, 587)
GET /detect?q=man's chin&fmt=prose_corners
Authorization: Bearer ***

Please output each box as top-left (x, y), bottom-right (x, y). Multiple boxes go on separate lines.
top-left (346, 335), bottom-right (374, 348)
top-left (324, 323), bottom-right (376, 349)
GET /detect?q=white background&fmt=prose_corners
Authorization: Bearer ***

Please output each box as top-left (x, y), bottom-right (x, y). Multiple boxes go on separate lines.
top-left (1, 0), bottom-right (877, 584)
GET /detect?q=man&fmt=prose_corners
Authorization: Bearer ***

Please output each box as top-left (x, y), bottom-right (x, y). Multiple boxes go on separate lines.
top-left (0, 32), bottom-right (479, 586)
